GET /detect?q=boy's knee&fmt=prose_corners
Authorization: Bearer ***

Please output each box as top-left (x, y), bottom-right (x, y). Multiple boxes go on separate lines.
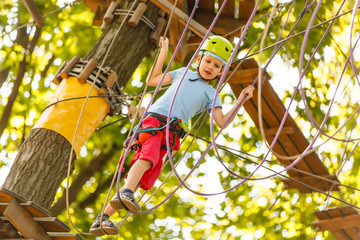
top-left (139, 159), bottom-right (153, 168)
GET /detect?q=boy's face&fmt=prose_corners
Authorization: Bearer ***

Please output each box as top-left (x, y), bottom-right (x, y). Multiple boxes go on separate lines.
top-left (196, 54), bottom-right (224, 80)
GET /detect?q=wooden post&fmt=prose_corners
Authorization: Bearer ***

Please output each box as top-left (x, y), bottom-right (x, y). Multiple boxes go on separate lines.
top-left (103, 1), bottom-right (118, 24)
top-left (3, 199), bottom-right (51, 240)
top-left (22, 0), bottom-right (45, 28)
top-left (60, 56), bottom-right (80, 79)
top-left (52, 61), bottom-right (68, 85)
top-left (99, 71), bottom-right (118, 95)
top-left (150, 17), bottom-right (166, 42)
top-left (128, 2), bottom-right (148, 27)
top-left (78, 59), bottom-right (98, 84)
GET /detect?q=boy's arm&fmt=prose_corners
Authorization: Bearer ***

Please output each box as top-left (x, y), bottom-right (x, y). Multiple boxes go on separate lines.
top-left (212, 85), bottom-right (255, 128)
top-left (148, 37), bottom-right (173, 86)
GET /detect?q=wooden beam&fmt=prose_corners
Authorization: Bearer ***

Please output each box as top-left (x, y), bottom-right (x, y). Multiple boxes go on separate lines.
top-left (263, 126), bottom-right (297, 136)
top-left (150, 0), bottom-right (210, 37)
top-left (282, 175), bottom-right (339, 193)
top-left (0, 201), bottom-right (49, 217)
top-left (193, 10), bottom-right (247, 36)
top-left (22, 0), bottom-right (45, 28)
top-left (314, 206), bottom-right (358, 219)
top-left (33, 217), bottom-right (71, 232)
top-left (168, 0), bottom-right (189, 62)
top-left (312, 214), bottom-right (360, 232)
top-left (0, 188), bottom-right (27, 203)
top-left (0, 216), bottom-right (70, 233)
top-left (227, 68), bottom-right (270, 84)
top-left (0, 221), bottom-right (19, 238)
top-left (49, 232), bottom-right (83, 240)
top-left (3, 199), bottom-right (51, 240)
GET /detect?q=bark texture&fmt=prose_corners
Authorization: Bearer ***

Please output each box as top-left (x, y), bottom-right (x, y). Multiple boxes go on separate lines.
top-left (3, 128), bottom-right (75, 209)
top-left (85, 2), bottom-right (160, 86)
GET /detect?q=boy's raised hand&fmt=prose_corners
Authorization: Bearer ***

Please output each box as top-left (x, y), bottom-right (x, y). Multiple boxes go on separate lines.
top-left (237, 85), bottom-right (255, 104)
top-left (159, 36), bottom-right (169, 53)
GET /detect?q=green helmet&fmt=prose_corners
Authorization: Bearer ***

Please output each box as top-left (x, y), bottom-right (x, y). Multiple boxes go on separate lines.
top-left (200, 36), bottom-right (234, 63)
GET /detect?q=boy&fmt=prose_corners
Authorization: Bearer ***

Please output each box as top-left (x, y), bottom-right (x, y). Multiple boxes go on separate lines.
top-left (90, 36), bottom-right (255, 236)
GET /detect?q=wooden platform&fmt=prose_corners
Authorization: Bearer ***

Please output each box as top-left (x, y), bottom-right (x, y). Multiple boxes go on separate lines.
top-left (312, 206), bottom-right (360, 239)
top-left (227, 59), bottom-right (340, 193)
top-left (0, 188), bottom-right (82, 240)
top-left (82, 0), bottom-right (255, 62)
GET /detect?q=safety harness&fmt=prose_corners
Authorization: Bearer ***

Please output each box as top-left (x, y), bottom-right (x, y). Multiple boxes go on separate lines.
top-left (124, 112), bottom-right (187, 151)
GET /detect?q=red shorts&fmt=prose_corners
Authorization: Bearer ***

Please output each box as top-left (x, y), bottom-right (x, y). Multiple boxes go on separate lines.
top-left (130, 116), bottom-right (180, 190)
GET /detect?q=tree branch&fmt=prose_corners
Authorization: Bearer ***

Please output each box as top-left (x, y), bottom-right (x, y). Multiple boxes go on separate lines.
top-left (0, 26), bottom-right (41, 138)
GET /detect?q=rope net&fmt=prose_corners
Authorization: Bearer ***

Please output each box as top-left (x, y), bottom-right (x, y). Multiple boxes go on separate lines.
top-left (1, 0), bottom-right (360, 238)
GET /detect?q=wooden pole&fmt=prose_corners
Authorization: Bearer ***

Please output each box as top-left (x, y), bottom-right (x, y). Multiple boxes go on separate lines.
top-left (22, 0), bottom-right (46, 28)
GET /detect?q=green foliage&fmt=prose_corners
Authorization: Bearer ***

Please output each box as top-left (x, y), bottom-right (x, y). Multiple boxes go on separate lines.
top-left (1, 0), bottom-right (360, 239)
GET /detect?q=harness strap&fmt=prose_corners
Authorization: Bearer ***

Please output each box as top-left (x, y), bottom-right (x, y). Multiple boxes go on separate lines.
top-left (148, 112), bottom-right (187, 139)
top-left (124, 113), bottom-right (186, 151)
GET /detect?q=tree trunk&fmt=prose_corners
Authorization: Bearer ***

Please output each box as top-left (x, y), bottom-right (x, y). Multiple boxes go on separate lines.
top-left (50, 146), bottom-right (119, 216)
top-left (3, 1), bottom-right (160, 211)
top-left (3, 128), bottom-right (76, 209)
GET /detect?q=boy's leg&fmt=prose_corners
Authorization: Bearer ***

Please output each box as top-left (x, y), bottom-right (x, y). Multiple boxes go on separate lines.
top-left (123, 159), bottom-right (152, 191)
top-left (119, 159), bottom-right (152, 212)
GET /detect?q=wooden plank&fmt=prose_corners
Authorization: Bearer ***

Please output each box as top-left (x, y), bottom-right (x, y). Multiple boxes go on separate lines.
top-left (312, 214), bottom-right (360, 232)
top-left (329, 231), bottom-right (353, 240)
top-left (34, 217), bottom-right (71, 232)
top-left (193, 10), bottom-right (247, 36)
top-left (227, 58), bottom-right (340, 193)
top-left (313, 207), bottom-right (360, 239)
top-left (49, 232), bottom-right (83, 240)
top-left (219, 0), bottom-right (235, 17)
top-left (0, 220), bottom-right (19, 238)
top-left (227, 68), bottom-right (270, 84)
top-left (338, 206), bottom-right (359, 216)
top-left (314, 206), bottom-right (358, 220)
top-left (239, 83), bottom-right (317, 178)
top-left (0, 201), bottom-right (49, 217)
top-left (0, 216), bottom-right (70, 233)
top-left (263, 126), bottom-right (296, 136)
top-left (83, 0), bottom-right (108, 12)
top-left (229, 59), bottom-right (331, 177)
top-left (151, 0), bottom-right (210, 37)
top-left (168, 0), bottom-right (190, 62)
top-left (92, 6), bottom-right (105, 26)
top-left (238, 0), bottom-right (255, 20)
top-left (0, 188), bottom-right (27, 203)
top-left (192, 0), bottom-right (214, 13)
top-left (342, 227), bottom-right (360, 239)
top-left (282, 175), bottom-right (339, 193)
top-left (22, 0), bottom-right (46, 28)
top-left (3, 199), bottom-right (51, 240)
top-left (327, 207), bottom-right (360, 239)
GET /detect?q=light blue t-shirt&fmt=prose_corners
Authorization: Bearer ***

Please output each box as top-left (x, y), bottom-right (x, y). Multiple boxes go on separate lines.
top-left (148, 67), bottom-right (222, 124)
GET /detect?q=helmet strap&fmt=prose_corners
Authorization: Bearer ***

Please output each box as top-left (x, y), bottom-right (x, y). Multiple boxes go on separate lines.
top-left (196, 51), bottom-right (223, 81)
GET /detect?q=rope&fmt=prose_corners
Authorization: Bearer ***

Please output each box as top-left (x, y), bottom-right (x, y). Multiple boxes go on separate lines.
top-left (114, 0), bottom-right (199, 216)
top-left (113, 9), bottom-right (156, 29)
top-left (112, 0), bottom-right (360, 216)
top-left (63, 0), bottom-right (139, 235)
top-left (19, 0), bottom-right (358, 234)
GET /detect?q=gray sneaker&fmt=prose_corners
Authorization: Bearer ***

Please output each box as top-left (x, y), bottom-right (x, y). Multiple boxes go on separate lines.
top-left (120, 191), bottom-right (141, 213)
top-left (89, 214), bottom-right (119, 236)
top-left (110, 194), bottom-right (123, 211)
